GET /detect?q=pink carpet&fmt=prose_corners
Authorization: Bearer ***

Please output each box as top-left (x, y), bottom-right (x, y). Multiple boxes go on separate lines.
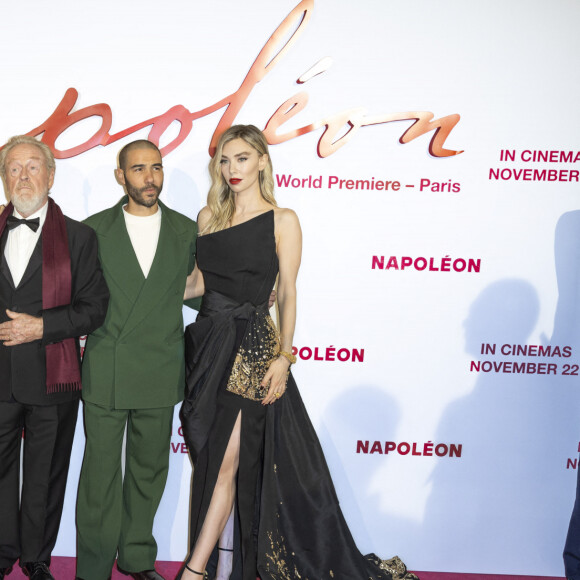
top-left (6, 559), bottom-right (565, 580)
top-left (417, 574), bottom-right (564, 580)
top-left (8, 559), bottom-right (181, 579)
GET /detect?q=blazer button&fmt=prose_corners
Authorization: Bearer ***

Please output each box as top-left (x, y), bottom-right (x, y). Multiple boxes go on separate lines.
top-left (11, 306), bottom-right (20, 312)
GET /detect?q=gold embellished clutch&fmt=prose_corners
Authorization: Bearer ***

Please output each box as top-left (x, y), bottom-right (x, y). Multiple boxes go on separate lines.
top-left (226, 312), bottom-right (287, 401)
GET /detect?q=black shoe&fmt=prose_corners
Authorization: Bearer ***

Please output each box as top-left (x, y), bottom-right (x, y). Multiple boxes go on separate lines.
top-left (21, 562), bottom-right (54, 580)
top-left (0, 566), bottom-right (13, 580)
top-left (117, 567), bottom-right (166, 580)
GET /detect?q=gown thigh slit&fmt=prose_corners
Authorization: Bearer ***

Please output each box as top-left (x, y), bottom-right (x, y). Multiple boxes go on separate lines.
top-left (189, 404), bottom-right (240, 551)
top-left (181, 211), bottom-right (419, 580)
top-left (189, 392), bottom-right (268, 579)
top-left (191, 410), bottom-right (241, 566)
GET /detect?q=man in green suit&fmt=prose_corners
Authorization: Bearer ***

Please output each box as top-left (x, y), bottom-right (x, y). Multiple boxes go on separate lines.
top-left (76, 140), bottom-right (199, 580)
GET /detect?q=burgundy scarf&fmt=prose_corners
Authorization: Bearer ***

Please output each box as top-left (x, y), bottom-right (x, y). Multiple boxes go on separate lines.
top-left (0, 198), bottom-right (81, 393)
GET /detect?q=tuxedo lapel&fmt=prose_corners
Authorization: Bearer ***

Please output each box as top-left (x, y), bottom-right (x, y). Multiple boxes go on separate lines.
top-left (0, 233), bottom-right (42, 290)
top-left (16, 237), bottom-right (42, 289)
top-left (0, 231), bottom-right (14, 288)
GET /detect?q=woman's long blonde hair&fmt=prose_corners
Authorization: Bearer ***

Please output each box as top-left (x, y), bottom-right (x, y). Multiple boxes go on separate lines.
top-left (204, 125), bottom-right (276, 234)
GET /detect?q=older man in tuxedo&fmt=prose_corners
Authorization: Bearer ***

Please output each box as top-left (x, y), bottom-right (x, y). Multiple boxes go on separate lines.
top-left (0, 136), bottom-right (109, 580)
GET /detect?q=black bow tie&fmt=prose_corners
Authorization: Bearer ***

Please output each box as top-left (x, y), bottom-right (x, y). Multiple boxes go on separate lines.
top-left (6, 215), bottom-right (40, 232)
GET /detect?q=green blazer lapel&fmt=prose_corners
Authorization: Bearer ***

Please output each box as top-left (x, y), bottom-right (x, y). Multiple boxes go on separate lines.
top-left (96, 197), bottom-right (145, 305)
top-left (119, 202), bottom-right (189, 339)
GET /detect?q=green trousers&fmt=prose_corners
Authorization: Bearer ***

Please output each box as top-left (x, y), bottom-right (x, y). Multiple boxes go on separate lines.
top-left (76, 401), bottom-right (174, 580)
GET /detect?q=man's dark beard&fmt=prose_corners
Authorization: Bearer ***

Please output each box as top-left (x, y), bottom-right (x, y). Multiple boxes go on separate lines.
top-left (126, 183), bottom-right (162, 208)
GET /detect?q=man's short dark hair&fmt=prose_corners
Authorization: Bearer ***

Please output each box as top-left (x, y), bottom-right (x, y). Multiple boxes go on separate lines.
top-left (118, 140), bottom-right (161, 171)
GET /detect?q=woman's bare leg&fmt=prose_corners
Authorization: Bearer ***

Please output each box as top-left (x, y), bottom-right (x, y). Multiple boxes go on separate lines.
top-left (215, 506), bottom-right (235, 580)
top-left (181, 412), bottom-right (241, 579)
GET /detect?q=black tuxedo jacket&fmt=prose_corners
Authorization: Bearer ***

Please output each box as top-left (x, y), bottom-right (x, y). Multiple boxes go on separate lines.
top-left (0, 215), bottom-right (109, 406)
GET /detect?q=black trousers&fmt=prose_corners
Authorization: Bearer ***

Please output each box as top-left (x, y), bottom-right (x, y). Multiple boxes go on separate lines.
top-left (0, 398), bottom-right (78, 567)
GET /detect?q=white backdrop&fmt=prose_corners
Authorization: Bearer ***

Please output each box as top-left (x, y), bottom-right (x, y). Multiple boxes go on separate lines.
top-left (2, 0), bottom-right (580, 576)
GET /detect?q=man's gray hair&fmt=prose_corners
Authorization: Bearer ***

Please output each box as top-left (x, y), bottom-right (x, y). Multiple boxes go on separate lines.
top-left (0, 135), bottom-right (56, 181)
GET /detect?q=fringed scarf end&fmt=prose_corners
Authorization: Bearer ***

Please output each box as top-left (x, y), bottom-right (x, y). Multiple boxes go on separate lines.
top-left (46, 381), bottom-right (82, 394)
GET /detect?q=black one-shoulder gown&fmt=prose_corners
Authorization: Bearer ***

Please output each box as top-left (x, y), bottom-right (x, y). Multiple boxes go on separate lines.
top-left (180, 210), bottom-right (417, 580)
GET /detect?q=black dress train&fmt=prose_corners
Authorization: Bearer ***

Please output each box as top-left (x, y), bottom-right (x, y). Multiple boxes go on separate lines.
top-left (180, 210), bottom-right (417, 580)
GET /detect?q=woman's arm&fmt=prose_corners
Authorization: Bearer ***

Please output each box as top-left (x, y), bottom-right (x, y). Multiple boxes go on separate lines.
top-left (184, 263), bottom-right (204, 300)
top-left (261, 208), bottom-right (302, 405)
top-left (183, 206), bottom-right (212, 300)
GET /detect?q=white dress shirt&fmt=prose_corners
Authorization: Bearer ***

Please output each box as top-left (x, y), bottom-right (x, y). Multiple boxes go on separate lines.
top-left (4, 202), bottom-right (48, 287)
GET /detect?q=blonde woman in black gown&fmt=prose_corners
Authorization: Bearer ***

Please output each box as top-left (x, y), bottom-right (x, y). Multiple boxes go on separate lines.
top-left (179, 125), bottom-right (418, 580)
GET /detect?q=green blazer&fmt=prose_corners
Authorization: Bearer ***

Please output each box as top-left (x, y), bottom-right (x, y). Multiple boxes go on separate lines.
top-left (82, 197), bottom-right (199, 409)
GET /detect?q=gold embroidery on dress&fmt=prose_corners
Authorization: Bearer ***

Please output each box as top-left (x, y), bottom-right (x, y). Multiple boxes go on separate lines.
top-left (265, 528), bottom-right (305, 580)
top-left (226, 311), bottom-right (288, 401)
top-left (366, 554), bottom-right (420, 580)
top-left (264, 527), bottom-right (420, 579)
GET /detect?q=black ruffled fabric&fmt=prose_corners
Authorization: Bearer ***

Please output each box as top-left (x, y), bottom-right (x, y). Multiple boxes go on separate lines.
top-left (180, 289), bottom-right (264, 463)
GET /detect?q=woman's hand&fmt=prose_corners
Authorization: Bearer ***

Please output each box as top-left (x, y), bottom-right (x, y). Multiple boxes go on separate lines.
top-left (261, 356), bottom-right (291, 405)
